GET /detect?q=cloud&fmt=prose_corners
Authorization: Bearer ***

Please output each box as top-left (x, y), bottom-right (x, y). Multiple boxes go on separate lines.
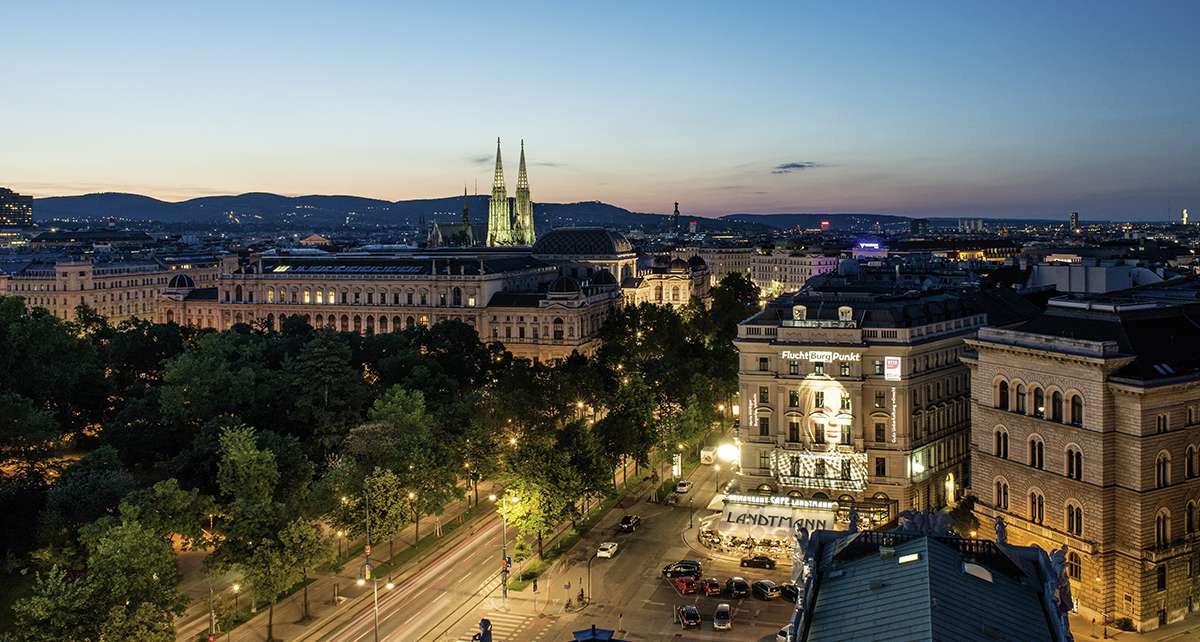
top-left (535, 161), bottom-right (564, 168)
top-left (467, 154), bottom-right (492, 165)
top-left (771, 161), bottom-right (824, 175)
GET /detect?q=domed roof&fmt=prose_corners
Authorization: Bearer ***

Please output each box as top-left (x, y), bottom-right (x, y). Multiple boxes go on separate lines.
top-left (687, 255), bottom-right (707, 269)
top-left (167, 273), bottom-right (196, 289)
top-left (669, 257), bottom-right (690, 272)
top-left (591, 269), bottom-right (617, 285)
top-left (548, 275), bottom-right (581, 294)
top-left (651, 255), bottom-right (671, 268)
top-left (531, 227), bottom-right (633, 256)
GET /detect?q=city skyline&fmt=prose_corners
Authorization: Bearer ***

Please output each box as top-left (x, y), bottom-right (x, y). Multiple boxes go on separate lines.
top-left (2, 2), bottom-right (1199, 220)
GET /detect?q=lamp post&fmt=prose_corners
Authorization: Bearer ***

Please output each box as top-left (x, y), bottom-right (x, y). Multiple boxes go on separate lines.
top-left (490, 494), bottom-right (517, 603)
top-left (714, 464), bottom-right (721, 494)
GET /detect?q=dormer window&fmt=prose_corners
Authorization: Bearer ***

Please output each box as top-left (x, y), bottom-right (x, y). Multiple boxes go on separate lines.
top-left (838, 306), bottom-right (853, 321)
top-left (793, 305), bottom-right (807, 321)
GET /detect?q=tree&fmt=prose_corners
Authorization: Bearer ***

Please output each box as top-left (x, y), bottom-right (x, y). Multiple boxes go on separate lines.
top-left (85, 519), bottom-right (186, 619)
top-left (279, 518), bottom-right (330, 622)
top-left (117, 478), bottom-right (215, 549)
top-left (286, 330), bottom-right (371, 455)
top-left (98, 603), bottom-right (175, 642)
top-left (243, 539), bottom-right (301, 642)
top-left (0, 392), bottom-right (59, 473)
top-left (501, 440), bottom-right (575, 558)
top-left (40, 445), bottom-right (135, 544)
top-left (7, 566), bottom-right (94, 642)
top-left (457, 416), bottom-right (500, 505)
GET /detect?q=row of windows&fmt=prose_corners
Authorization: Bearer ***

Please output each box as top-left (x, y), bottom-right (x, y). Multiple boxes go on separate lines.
top-left (995, 380), bottom-right (1083, 425)
top-left (993, 429), bottom-right (1085, 480)
top-left (234, 285), bottom-right (477, 307)
top-left (758, 387), bottom-right (853, 411)
top-left (994, 480), bottom-right (1083, 537)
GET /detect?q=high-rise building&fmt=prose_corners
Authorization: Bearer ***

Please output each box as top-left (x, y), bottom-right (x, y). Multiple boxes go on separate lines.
top-left (910, 218), bottom-right (930, 236)
top-left (731, 265), bottom-right (1040, 535)
top-left (965, 282), bottom-right (1200, 631)
top-left (1184, 209), bottom-right (1190, 226)
top-left (486, 139), bottom-right (536, 247)
top-left (1070, 211), bottom-right (1080, 230)
top-left (0, 187), bottom-right (34, 227)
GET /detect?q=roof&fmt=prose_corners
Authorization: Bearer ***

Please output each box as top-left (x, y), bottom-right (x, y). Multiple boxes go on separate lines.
top-left (248, 254), bottom-right (550, 277)
top-left (531, 227), bottom-right (633, 256)
top-left (183, 287), bottom-right (218, 301)
top-left (804, 533), bottom-right (1056, 642)
top-left (167, 273), bottom-right (196, 289)
top-left (486, 292), bottom-right (545, 308)
top-left (32, 229), bottom-right (154, 243)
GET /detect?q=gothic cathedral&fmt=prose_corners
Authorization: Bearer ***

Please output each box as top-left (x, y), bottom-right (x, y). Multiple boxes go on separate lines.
top-left (486, 138), bottom-right (537, 246)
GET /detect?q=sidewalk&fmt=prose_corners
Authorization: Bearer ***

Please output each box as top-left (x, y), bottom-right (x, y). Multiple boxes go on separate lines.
top-left (1070, 612), bottom-right (1200, 642)
top-left (175, 480), bottom-right (499, 641)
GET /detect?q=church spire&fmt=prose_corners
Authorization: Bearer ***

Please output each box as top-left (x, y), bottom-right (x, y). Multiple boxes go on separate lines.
top-left (487, 137), bottom-right (513, 246)
top-left (517, 139), bottom-right (529, 191)
top-left (492, 137), bottom-right (505, 191)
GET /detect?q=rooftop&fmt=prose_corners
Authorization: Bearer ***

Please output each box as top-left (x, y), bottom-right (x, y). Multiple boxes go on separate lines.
top-left (531, 227), bottom-right (634, 256)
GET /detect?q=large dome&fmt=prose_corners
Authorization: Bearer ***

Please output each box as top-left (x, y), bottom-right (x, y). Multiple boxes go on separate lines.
top-left (532, 227), bottom-right (633, 256)
top-left (591, 269), bottom-right (617, 285)
top-left (548, 275), bottom-right (582, 294)
top-left (687, 255), bottom-right (707, 269)
top-left (167, 273), bottom-right (196, 289)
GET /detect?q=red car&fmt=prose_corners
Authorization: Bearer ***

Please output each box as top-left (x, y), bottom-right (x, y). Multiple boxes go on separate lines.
top-left (673, 576), bottom-right (699, 594)
top-left (701, 577), bottom-right (722, 596)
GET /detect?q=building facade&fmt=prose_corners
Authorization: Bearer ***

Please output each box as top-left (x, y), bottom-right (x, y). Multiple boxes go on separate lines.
top-left (1, 255), bottom-right (224, 324)
top-left (733, 265), bottom-right (1040, 529)
top-left (0, 187), bottom-right (34, 227)
top-left (965, 287), bottom-right (1200, 631)
top-left (750, 253), bottom-right (839, 296)
top-left (622, 255), bottom-right (710, 308)
top-left (670, 247), bottom-right (754, 286)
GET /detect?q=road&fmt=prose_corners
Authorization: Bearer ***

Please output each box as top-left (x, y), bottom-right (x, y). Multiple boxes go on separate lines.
top-left (310, 513), bottom-right (506, 642)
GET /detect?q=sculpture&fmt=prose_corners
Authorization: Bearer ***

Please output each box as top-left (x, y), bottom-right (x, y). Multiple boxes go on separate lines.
top-left (995, 515), bottom-right (1007, 545)
top-left (1048, 545), bottom-right (1075, 642)
top-left (847, 506), bottom-right (860, 533)
top-left (897, 508), bottom-right (955, 536)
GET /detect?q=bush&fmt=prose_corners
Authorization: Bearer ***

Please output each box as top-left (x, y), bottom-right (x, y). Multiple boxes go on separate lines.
top-left (1113, 617), bottom-right (1135, 632)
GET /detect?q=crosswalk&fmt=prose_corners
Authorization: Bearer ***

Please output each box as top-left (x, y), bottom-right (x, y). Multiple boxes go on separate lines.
top-left (453, 611), bottom-right (532, 641)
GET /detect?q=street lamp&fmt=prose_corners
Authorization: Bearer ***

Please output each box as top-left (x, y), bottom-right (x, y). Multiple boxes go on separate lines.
top-left (714, 464), bottom-right (721, 494)
top-left (492, 494), bottom-right (518, 603)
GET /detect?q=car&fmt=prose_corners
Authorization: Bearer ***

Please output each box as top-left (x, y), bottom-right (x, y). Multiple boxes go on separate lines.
top-left (725, 576), bottom-right (750, 598)
top-left (753, 579), bottom-right (780, 600)
top-left (713, 603), bottom-right (732, 630)
top-left (778, 582), bottom-right (800, 603)
top-left (678, 604), bottom-right (701, 629)
top-left (675, 480), bottom-right (693, 493)
top-left (740, 555), bottom-right (776, 569)
top-left (673, 576), bottom-right (699, 594)
top-left (777, 623), bottom-right (793, 642)
top-left (701, 577), bottom-right (722, 596)
top-left (597, 541), bottom-right (619, 558)
top-left (662, 560), bottom-right (703, 578)
top-left (618, 514), bottom-right (641, 532)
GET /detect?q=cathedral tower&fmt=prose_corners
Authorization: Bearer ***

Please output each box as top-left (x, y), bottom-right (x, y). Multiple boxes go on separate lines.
top-left (486, 138), bottom-right (513, 246)
top-left (512, 139), bottom-right (536, 245)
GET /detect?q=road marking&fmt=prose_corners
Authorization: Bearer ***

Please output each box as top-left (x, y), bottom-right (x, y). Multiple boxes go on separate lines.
top-left (453, 611), bottom-right (531, 642)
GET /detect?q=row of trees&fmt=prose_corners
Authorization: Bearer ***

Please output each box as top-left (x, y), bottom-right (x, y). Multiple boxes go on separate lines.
top-left (0, 272), bottom-right (758, 640)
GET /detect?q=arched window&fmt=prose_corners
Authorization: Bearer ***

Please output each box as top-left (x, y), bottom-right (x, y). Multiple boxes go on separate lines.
top-left (1066, 446), bottom-right (1083, 481)
top-left (378, 316), bottom-right (388, 333)
top-left (1016, 384), bottom-right (1027, 414)
top-left (994, 428), bottom-right (1009, 459)
top-left (1155, 510), bottom-right (1171, 548)
top-left (1070, 395), bottom-right (1083, 426)
top-left (1156, 452), bottom-right (1171, 489)
top-left (353, 315), bottom-right (362, 333)
top-left (994, 479), bottom-right (1009, 510)
top-left (327, 290), bottom-right (335, 305)
top-left (313, 314), bottom-right (322, 327)
top-left (653, 285), bottom-right (663, 302)
top-left (392, 316), bottom-right (402, 332)
top-left (1067, 552), bottom-right (1081, 580)
top-left (997, 381), bottom-right (1009, 410)
top-left (340, 314), bottom-right (349, 331)
top-left (553, 317), bottom-right (564, 340)
top-left (452, 287), bottom-right (462, 306)
top-left (165, 309), bottom-right (175, 324)
top-left (1187, 446), bottom-right (1197, 479)
top-left (1051, 391), bottom-right (1063, 422)
top-left (671, 286), bottom-right (680, 302)
top-left (235, 284), bottom-right (243, 302)
top-left (1033, 387), bottom-right (1045, 418)
top-left (1029, 436), bottom-right (1044, 470)
top-left (1187, 501), bottom-right (1196, 534)
top-left (365, 316), bottom-right (375, 335)
top-left (1029, 489), bottom-right (1044, 525)
top-left (406, 316), bottom-right (415, 329)
top-left (267, 289), bottom-right (275, 303)
top-left (1066, 501), bottom-right (1083, 537)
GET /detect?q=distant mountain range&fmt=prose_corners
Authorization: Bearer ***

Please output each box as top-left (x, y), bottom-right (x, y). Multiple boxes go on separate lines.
top-left (33, 192), bottom-right (751, 231)
top-left (36, 191), bottom-right (1066, 231)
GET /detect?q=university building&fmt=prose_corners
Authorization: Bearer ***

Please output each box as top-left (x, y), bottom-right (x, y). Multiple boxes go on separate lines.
top-left (965, 280), bottom-right (1200, 631)
top-left (732, 262), bottom-right (1038, 530)
top-left (0, 255), bottom-right (225, 324)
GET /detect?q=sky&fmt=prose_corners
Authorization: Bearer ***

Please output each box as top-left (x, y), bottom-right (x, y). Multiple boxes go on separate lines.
top-left (2, 1), bottom-right (1198, 220)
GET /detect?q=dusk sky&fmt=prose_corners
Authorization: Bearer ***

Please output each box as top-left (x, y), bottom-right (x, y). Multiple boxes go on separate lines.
top-left (2, 2), bottom-right (1198, 220)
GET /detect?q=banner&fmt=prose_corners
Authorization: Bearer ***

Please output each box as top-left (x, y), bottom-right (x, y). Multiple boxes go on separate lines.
top-left (717, 503), bottom-right (838, 539)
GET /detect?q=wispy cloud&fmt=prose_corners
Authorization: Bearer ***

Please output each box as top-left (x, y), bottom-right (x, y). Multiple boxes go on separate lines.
top-left (535, 161), bottom-right (564, 168)
top-left (467, 154), bottom-right (492, 165)
top-left (771, 161), bottom-right (825, 175)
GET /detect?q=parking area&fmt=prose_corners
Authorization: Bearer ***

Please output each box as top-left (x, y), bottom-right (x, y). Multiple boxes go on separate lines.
top-left (652, 554), bottom-right (796, 639)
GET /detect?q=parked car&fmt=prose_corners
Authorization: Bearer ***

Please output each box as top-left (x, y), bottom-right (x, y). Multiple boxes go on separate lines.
top-left (618, 514), bottom-right (641, 532)
top-left (673, 576), bottom-right (699, 594)
top-left (597, 541), bottom-right (619, 558)
top-left (777, 623), bottom-right (793, 642)
top-left (678, 604), bottom-right (701, 629)
top-left (725, 576), bottom-right (750, 598)
top-left (740, 555), bottom-right (776, 569)
top-left (662, 560), bottom-right (703, 578)
top-left (701, 577), bottom-right (722, 596)
top-left (778, 582), bottom-right (800, 603)
top-left (675, 480), bottom-right (693, 493)
top-left (752, 579), bottom-right (780, 600)
top-left (713, 603), bottom-right (733, 630)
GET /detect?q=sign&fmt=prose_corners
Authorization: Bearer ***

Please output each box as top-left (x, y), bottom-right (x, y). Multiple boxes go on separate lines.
top-left (672, 454), bottom-right (682, 478)
top-left (890, 387), bottom-right (898, 443)
top-left (884, 356), bottom-right (902, 381)
top-left (717, 503), bottom-right (838, 539)
top-left (781, 350), bottom-right (861, 362)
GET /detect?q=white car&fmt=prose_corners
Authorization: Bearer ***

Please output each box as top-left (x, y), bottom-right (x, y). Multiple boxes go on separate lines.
top-left (675, 480), bottom-right (693, 494)
top-left (597, 541), bottom-right (619, 558)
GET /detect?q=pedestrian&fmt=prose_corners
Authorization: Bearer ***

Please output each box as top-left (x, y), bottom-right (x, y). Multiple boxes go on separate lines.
top-left (532, 577), bottom-right (538, 593)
